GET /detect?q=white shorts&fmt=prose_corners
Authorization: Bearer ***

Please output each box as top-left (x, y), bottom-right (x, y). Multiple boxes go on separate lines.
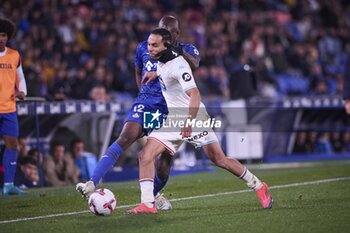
top-left (148, 128), bottom-right (219, 155)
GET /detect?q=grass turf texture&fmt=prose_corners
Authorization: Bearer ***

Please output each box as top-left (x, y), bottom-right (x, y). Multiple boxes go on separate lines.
top-left (1, 161), bottom-right (350, 233)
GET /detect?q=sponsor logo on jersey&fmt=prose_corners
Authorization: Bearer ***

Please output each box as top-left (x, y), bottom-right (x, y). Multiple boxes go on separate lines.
top-left (145, 61), bottom-right (154, 71)
top-left (182, 72), bottom-right (192, 82)
top-left (0, 63), bottom-right (13, 69)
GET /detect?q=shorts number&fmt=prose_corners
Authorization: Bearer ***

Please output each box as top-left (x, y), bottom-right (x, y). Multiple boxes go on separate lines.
top-left (133, 104), bottom-right (145, 113)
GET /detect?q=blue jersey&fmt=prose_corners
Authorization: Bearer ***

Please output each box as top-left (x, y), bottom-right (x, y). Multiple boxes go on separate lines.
top-left (127, 40), bottom-right (200, 134)
top-left (134, 40), bottom-right (200, 99)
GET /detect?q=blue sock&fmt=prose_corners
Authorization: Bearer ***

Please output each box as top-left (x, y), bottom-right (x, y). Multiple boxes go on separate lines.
top-left (3, 149), bottom-right (18, 184)
top-left (90, 143), bottom-right (123, 186)
top-left (153, 173), bottom-right (169, 196)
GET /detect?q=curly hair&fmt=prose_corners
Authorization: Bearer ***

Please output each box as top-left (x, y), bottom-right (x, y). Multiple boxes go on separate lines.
top-left (0, 17), bottom-right (16, 39)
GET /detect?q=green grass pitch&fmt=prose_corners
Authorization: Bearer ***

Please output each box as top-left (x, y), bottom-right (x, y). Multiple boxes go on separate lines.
top-left (1, 161), bottom-right (350, 233)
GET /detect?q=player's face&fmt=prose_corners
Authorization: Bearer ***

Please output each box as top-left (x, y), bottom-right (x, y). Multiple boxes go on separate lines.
top-left (147, 34), bottom-right (167, 59)
top-left (0, 32), bottom-right (8, 51)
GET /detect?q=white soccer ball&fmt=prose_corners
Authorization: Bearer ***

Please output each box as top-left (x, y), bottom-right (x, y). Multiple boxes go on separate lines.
top-left (88, 188), bottom-right (117, 216)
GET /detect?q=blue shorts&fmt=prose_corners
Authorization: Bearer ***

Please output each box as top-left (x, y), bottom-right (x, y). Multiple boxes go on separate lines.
top-left (125, 99), bottom-right (168, 135)
top-left (0, 112), bottom-right (19, 137)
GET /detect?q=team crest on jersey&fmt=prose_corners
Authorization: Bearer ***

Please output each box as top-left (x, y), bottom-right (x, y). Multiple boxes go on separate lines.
top-left (145, 61), bottom-right (156, 71)
top-left (182, 72), bottom-right (192, 82)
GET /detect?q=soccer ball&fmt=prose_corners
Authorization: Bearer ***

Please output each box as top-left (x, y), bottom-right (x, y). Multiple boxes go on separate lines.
top-left (88, 188), bottom-right (117, 216)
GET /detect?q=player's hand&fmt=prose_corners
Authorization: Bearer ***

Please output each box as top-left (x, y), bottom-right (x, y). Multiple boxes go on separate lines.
top-left (345, 99), bottom-right (350, 115)
top-left (15, 92), bottom-right (25, 100)
top-left (142, 71), bottom-right (158, 85)
top-left (180, 126), bottom-right (192, 138)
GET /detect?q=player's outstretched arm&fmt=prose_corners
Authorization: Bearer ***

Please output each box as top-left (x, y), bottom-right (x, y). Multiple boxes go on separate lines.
top-left (182, 50), bottom-right (199, 70)
top-left (186, 87), bottom-right (201, 119)
top-left (141, 71), bottom-right (158, 85)
top-left (181, 88), bottom-right (201, 138)
top-left (15, 91), bottom-right (25, 100)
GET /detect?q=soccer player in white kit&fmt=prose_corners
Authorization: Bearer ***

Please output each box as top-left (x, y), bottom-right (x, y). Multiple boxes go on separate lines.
top-left (127, 28), bottom-right (272, 214)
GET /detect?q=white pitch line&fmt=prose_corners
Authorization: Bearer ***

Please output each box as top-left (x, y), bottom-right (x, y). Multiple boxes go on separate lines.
top-left (1, 176), bottom-right (349, 224)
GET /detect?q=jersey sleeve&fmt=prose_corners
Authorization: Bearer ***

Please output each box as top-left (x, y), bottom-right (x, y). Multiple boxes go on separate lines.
top-left (134, 42), bottom-right (143, 70)
top-left (16, 60), bottom-right (27, 96)
top-left (181, 44), bottom-right (200, 63)
top-left (174, 59), bottom-right (197, 92)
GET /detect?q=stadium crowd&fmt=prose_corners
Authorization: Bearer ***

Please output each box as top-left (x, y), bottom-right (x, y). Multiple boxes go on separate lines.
top-left (1, 0), bottom-right (349, 101)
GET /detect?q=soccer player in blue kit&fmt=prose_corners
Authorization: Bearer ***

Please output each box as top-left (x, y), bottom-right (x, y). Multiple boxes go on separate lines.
top-left (76, 16), bottom-right (200, 210)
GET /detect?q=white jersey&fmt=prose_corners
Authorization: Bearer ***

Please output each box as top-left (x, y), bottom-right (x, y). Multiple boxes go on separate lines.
top-left (157, 56), bottom-right (205, 109)
top-left (149, 56), bottom-right (219, 154)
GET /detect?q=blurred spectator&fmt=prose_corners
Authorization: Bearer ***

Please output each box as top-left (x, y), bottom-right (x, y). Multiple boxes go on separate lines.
top-left (330, 132), bottom-right (344, 153)
top-left (342, 132), bottom-right (350, 152)
top-left (193, 67), bottom-right (210, 96)
top-left (15, 157), bottom-right (39, 189)
top-left (28, 148), bottom-right (44, 165)
top-left (343, 54), bottom-right (350, 114)
top-left (68, 139), bottom-right (97, 182)
top-left (313, 79), bottom-right (328, 95)
top-left (43, 142), bottom-right (80, 186)
top-left (229, 54), bottom-right (257, 99)
top-left (89, 85), bottom-right (111, 102)
top-left (18, 136), bottom-right (28, 161)
top-left (270, 43), bottom-right (289, 74)
top-left (293, 132), bottom-right (312, 154)
top-left (305, 131), bottom-right (318, 153)
top-left (314, 132), bottom-right (333, 154)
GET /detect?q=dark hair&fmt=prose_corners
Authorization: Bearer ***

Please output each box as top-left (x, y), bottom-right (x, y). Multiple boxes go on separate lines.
top-left (158, 15), bottom-right (179, 30)
top-left (20, 157), bottom-right (38, 166)
top-left (150, 28), bottom-right (172, 45)
top-left (50, 141), bottom-right (64, 154)
top-left (0, 17), bottom-right (16, 39)
top-left (70, 138), bottom-right (83, 149)
top-left (28, 148), bottom-right (38, 157)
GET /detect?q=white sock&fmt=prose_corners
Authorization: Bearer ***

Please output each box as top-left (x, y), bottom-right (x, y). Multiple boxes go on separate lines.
top-left (140, 179), bottom-right (155, 208)
top-left (240, 167), bottom-right (262, 190)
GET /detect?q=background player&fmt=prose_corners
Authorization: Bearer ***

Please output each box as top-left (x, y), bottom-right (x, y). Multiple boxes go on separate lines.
top-left (127, 28), bottom-right (272, 214)
top-left (76, 16), bottom-right (200, 210)
top-left (0, 17), bottom-right (27, 195)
